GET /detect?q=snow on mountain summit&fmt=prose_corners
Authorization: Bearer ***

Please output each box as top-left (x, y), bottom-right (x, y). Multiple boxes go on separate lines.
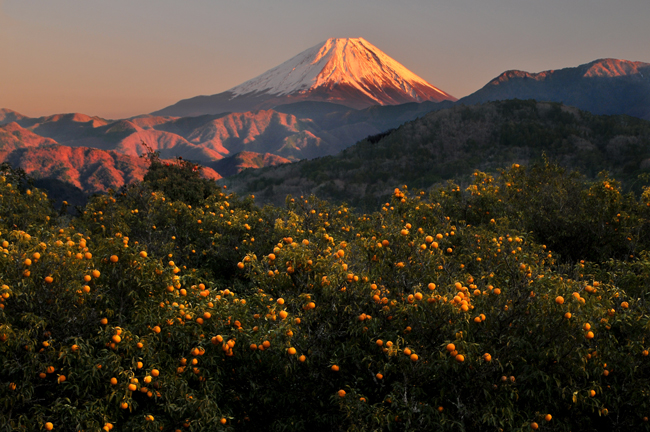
top-left (228, 37), bottom-right (455, 105)
top-left (152, 37), bottom-right (455, 117)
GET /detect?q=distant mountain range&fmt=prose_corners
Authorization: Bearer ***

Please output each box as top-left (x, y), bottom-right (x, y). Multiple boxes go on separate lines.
top-left (1, 37), bottom-right (649, 204)
top-left (152, 37), bottom-right (456, 117)
top-left (459, 58), bottom-right (650, 121)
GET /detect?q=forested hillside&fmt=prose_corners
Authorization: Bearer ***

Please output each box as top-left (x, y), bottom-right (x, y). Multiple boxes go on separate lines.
top-left (226, 100), bottom-right (650, 210)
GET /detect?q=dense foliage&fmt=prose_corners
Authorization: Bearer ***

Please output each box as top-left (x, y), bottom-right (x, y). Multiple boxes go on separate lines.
top-left (1, 157), bottom-right (650, 431)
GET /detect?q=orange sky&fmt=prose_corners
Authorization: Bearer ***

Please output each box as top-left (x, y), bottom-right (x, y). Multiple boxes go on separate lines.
top-left (1, 0), bottom-right (649, 119)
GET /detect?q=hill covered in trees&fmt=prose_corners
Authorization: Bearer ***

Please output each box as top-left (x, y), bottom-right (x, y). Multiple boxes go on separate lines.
top-left (225, 99), bottom-right (650, 211)
top-left (1, 152), bottom-right (649, 431)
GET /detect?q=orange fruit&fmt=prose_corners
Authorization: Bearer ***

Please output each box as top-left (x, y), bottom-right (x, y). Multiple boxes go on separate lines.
top-left (337, 389), bottom-right (346, 397)
top-left (410, 353), bottom-right (418, 362)
top-left (45, 422), bottom-right (53, 430)
top-left (530, 422), bottom-right (539, 430)
top-left (455, 354), bottom-right (465, 362)
top-left (287, 347), bottom-right (296, 355)
top-left (153, 326), bottom-right (161, 334)
top-left (139, 251), bottom-right (147, 258)
top-left (298, 355), bottom-right (306, 362)
top-left (589, 390), bottom-right (596, 397)
top-left (376, 373), bottom-right (383, 380)
top-left (279, 311), bottom-right (288, 320)
top-left (128, 383), bottom-right (137, 392)
top-left (331, 365), bottom-right (339, 372)
top-left (110, 255), bottom-right (118, 263)
top-left (92, 270), bottom-right (100, 278)
top-left (376, 339), bottom-right (383, 346)
top-left (544, 414), bottom-right (552, 422)
top-left (110, 377), bottom-right (118, 385)
top-left (555, 296), bottom-right (564, 305)
top-left (446, 343), bottom-right (456, 352)
top-left (44, 276), bottom-right (53, 284)
top-left (151, 369), bottom-right (160, 377)
top-left (57, 375), bottom-right (66, 383)
top-left (262, 340), bottom-right (270, 349)
top-left (276, 298), bottom-right (284, 305)
top-left (112, 335), bottom-right (121, 343)
top-left (220, 418), bottom-right (227, 424)
top-left (586, 331), bottom-right (594, 339)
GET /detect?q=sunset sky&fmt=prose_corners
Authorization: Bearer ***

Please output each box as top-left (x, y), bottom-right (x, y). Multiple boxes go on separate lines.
top-left (1, 0), bottom-right (649, 119)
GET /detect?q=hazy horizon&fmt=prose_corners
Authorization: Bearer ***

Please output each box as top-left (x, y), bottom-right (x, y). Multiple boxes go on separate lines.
top-left (2, 0), bottom-right (649, 119)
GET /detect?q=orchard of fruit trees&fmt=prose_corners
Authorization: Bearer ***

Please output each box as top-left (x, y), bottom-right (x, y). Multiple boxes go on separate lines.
top-left (1, 154), bottom-right (649, 431)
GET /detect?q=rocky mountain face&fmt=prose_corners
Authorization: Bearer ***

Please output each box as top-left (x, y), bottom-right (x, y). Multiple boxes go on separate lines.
top-left (460, 59), bottom-right (650, 121)
top-left (152, 37), bottom-right (456, 117)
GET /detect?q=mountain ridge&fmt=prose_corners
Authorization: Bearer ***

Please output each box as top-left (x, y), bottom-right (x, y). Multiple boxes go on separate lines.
top-left (152, 37), bottom-right (455, 117)
top-left (460, 58), bottom-right (650, 120)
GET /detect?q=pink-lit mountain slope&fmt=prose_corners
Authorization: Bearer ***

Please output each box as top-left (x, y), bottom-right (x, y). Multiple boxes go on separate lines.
top-left (152, 37), bottom-right (456, 117)
top-left (0, 122), bottom-right (58, 155)
top-left (0, 109), bottom-right (29, 126)
top-left (1, 143), bottom-right (221, 195)
top-left (4, 105), bottom-right (432, 167)
top-left (460, 59), bottom-right (650, 120)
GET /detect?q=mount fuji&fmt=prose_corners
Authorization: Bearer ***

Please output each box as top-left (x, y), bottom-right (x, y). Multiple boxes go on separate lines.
top-left (152, 37), bottom-right (456, 117)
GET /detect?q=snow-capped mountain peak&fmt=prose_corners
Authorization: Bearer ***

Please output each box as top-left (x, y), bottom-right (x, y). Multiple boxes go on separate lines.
top-left (152, 37), bottom-right (455, 117)
top-left (228, 37), bottom-right (455, 105)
